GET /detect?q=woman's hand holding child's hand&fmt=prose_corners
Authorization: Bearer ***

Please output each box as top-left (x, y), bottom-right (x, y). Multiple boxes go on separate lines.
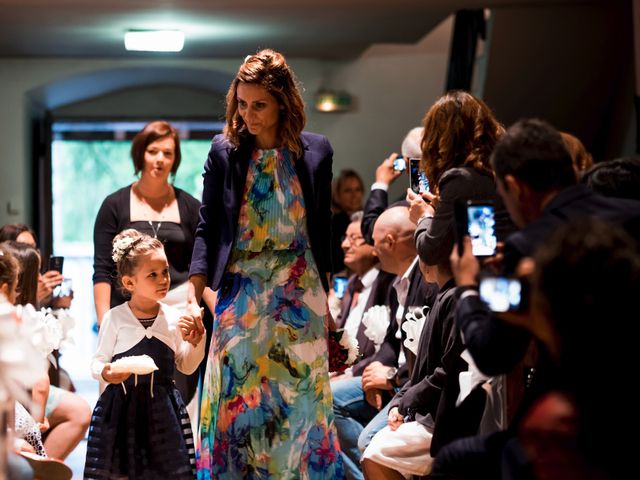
top-left (101, 363), bottom-right (132, 384)
top-left (179, 309), bottom-right (205, 347)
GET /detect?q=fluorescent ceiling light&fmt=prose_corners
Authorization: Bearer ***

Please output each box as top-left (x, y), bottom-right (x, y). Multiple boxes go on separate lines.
top-left (124, 30), bottom-right (184, 52)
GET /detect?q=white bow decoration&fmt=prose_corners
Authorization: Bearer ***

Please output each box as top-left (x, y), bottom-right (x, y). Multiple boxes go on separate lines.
top-left (402, 305), bottom-right (429, 356)
top-left (362, 305), bottom-right (391, 352)
top-left (0, 302), bottom-right (49, 408)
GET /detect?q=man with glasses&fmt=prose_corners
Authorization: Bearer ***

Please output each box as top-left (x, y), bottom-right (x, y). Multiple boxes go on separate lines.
top-left (333, 206), bottom-right (437, 480)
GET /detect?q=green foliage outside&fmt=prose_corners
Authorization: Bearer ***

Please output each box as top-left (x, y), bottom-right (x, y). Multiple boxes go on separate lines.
top-left (52, 139), bottom-right (211, 247)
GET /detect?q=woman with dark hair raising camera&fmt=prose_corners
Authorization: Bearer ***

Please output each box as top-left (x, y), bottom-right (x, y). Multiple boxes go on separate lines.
top-left (185, 49), bottom-right (343, 478)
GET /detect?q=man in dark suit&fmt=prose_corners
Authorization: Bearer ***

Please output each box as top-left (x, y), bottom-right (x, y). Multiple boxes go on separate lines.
top-left (333, 211), bottom-right (396, 380)
top-left (333, 205), bottom-right (437, 480)
top-left (361, 127), bottom-right (423, 244)
top-left (436, 118), bottom-right (640, 478)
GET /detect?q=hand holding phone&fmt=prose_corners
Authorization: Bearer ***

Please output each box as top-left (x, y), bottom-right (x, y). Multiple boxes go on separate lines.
top-left (409, 158), bottom-right (429, 195)
top-left (48, 255), bottom-right (64, 273)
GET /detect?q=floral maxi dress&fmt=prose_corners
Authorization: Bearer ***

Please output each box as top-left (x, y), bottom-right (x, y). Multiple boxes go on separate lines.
top-left (197, 147), bottom-right (344, 479)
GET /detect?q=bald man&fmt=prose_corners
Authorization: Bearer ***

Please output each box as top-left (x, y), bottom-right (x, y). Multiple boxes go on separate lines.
top-left (333, 206), bottom-right (437, 480)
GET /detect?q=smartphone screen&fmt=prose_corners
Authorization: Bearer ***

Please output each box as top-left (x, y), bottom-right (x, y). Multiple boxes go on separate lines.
top-left (53, 278), bottom-right (72, 298)
top-left (479, 276), bottom-right (522, 312)
top-left (393, 156), bottom-right (406, 172)
top-left (409, 158), bottom-right (429, 194)
top-left (48, 255), bottom-right (64, 273)
top-left (466, 202), bottom-right (497, 257)
top-left (333, 276), bottom-right (348, 299)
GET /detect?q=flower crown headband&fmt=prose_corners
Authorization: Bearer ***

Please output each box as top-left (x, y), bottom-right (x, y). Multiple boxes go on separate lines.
top-left (112, 237), bottom-right (143, 263)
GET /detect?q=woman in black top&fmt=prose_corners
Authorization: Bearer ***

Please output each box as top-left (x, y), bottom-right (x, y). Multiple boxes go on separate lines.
top-left (92, 121), bottom-right (201, 402)
top-left (93, 120), bottom-right (200, 323)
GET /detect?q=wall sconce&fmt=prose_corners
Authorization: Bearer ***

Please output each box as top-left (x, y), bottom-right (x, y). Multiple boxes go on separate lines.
top-left (314, 90), bottom-right (353, 112)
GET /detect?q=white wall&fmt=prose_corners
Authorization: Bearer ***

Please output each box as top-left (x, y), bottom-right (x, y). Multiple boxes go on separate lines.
top-left (0, 15), bottom-right (452, 226)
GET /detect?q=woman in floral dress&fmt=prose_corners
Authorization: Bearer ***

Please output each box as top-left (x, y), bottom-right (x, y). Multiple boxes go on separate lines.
top-left (185, 49), bottom-right (344, 479)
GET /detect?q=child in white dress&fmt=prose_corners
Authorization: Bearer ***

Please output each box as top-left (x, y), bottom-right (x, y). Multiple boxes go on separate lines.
top-left (84, 229), bottom-right (205, 479)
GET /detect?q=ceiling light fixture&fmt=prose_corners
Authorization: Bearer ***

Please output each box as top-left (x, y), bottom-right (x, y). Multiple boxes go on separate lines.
top-left (124, 30), bottom-right (184, 52)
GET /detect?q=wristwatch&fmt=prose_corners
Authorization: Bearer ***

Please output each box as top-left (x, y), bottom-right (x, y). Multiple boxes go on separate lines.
top-left (386, 367), bottom-right (398, 386)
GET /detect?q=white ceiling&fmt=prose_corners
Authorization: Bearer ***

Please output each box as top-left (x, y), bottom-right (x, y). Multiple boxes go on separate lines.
top-left (0, 0), bottom-right (594, 59)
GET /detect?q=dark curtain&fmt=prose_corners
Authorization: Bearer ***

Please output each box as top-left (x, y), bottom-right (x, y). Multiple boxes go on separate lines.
top-left (31, 111), bottom-right (53, 262)
top-left (446, 9), bottom-right (486, 92)
top-left (635, 95), bottom-right (640, 154)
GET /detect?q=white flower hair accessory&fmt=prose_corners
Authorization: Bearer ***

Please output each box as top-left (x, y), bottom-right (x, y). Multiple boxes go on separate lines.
top-left (112, 236), bottom-right (138, 263)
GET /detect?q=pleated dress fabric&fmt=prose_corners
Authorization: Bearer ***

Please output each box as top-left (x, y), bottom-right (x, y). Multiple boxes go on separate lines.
top-left (84, 336), bottom-right (196, 479)
top-left (197, 147), bottom-right (344, 479)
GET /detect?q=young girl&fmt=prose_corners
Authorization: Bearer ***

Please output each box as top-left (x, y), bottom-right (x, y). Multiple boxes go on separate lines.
top-left (84, 229), bottom-right (205, 479)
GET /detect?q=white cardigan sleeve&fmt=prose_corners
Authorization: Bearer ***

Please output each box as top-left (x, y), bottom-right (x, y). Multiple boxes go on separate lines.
top-left (173, 326), bottom-right (206, 375)
top-left (91, 310), bottom-right (118, 380)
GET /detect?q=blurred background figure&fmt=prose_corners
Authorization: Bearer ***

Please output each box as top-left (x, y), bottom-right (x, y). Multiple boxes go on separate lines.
top-left (581, 155), bottom-right (640, 200)
top-left (331, 169), bottom-right (365, 276)
top-left (560, 131), bottom-right (594, 178)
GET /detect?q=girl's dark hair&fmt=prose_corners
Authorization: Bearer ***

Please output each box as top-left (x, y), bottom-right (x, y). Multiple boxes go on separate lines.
top-left (224, 49), bottom-right (306, 159)
top-left (130, 120), bottom-right (182, 177)
top-left (1, 241), bottom-right (41, 306)
top-left (0, 244), bottom-right (20, 298)
top-left (0, 223), bottom-right (37, 245)
top-left (112, 229), bottom-right (163, 291)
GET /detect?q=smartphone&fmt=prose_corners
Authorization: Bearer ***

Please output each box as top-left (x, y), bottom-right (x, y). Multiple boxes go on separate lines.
top-left (48, 255), bottom-right (64, 273)
top-left (393, 156), bottom-right (406, 172)
top-left (479, 276), bottom-right (524, 312)
top-left (466, 201), bottom-right (497, 257)
top-left (53, 278), bottom-right (73, 298)
top-left (409, 158), bottom-right (429, 195)
top-left (333, 276), bottom-right (349, 300)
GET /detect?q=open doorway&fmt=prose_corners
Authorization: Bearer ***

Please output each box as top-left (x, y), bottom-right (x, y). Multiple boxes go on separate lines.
top-left (49, 119), bottom-right (221, 382)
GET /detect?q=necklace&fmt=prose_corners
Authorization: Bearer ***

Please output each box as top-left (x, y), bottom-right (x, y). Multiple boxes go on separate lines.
top-left (148, 220), bottom-right (162, 239)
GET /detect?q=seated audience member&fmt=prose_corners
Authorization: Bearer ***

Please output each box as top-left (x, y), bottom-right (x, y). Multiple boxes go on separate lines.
top-left (331, 170), bottom-right (365, 275)
top-left (332, 211), bottom-right (396, 382)
top-left (407, 90), bottom-right (513, 267)
top-left (361, 126), bottom-right (423, 244)
top-left (361, 256), bottom-right (464, 479)
top-left (580, 155), bottom-right (640, 200)
top-left (560, 131), bottom-right (593, 178)
top-left (507, 220), bottom-right (639, 479)
top-left (333, 206), bottom-right (437, 480)
top-left (434, 118), bottom-right (640, 479)
top-left (2, 240), bottom-right (91, 461)
top-left (0, 223), bottom-right (65, 306)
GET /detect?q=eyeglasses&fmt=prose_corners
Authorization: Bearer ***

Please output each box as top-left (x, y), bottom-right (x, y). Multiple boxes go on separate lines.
top-left (342, 234), bottom-right (366, 247)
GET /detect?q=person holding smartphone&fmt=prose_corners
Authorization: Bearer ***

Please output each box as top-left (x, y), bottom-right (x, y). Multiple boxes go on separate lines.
top-left (406, 91), bottom-right (514, 268)
top-left (0, 223), bottom-right (66, 306)
top-left (361, 126), bottom-right (423, 244)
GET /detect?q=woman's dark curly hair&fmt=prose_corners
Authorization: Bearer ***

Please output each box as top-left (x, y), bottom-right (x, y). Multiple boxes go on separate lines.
top-left (420, 90), bottom-right (503, 192)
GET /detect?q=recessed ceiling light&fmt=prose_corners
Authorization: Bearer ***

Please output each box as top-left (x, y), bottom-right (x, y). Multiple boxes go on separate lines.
top-left (124, 30), bottom-right (184, 52)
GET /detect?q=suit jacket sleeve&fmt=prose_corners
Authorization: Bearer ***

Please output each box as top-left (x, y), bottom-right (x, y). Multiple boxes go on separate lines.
top-left (316, 136), bottom-right (334, 281)
top-left (361, 188), bottom-right (389, 244)
top-left (189, 136), bottom-right (224, 280)
top-left (455, 292), bottom-right (532, 376)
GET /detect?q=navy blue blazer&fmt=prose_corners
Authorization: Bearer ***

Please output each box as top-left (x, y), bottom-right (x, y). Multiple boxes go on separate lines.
top-left (189, 131), bottom-right (334, 292)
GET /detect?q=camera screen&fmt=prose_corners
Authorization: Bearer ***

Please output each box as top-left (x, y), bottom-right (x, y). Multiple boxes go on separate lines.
top-left (467, 204), bottom-right (496, 256)
top-left (409, 159), bottom-right (429, 194)
top-left (479, 277), bottom-right (522, 312)
top-left (333, 276), bottom-right (348, 299)
top-left (393, 157), bottom-right (406, 172)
